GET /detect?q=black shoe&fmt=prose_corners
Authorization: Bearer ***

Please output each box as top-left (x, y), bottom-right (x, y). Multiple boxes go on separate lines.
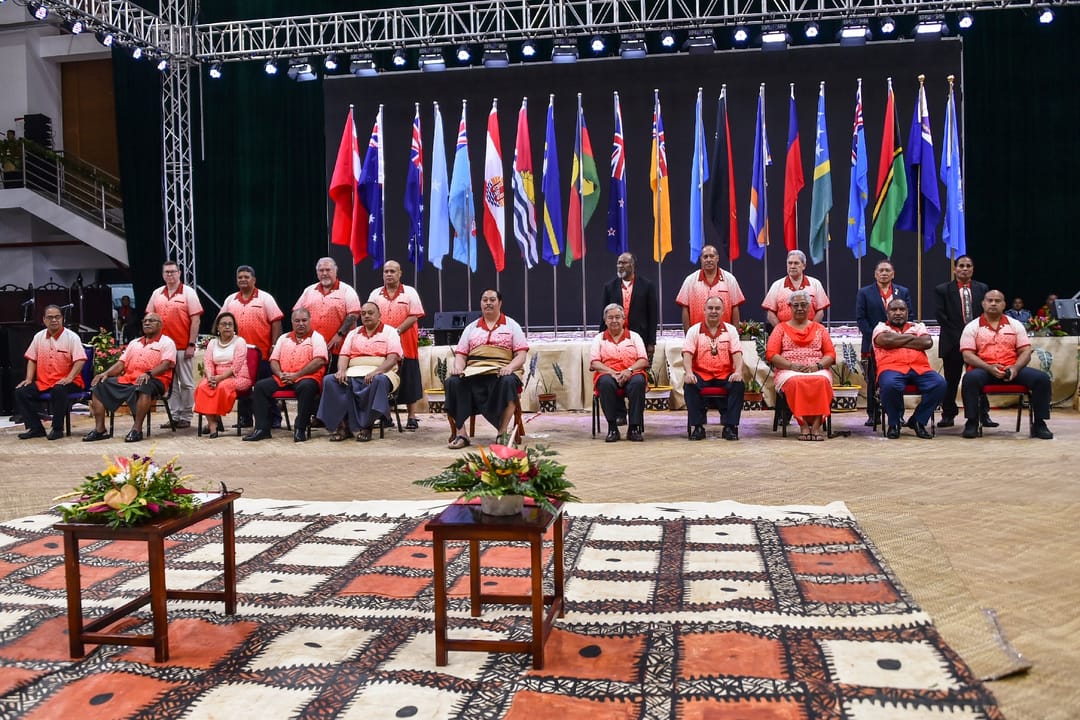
top-left (980, 415), bottom-right (999, 428)
top-left (627, 426), bottom-right (643, 442)
top-left (863, 417), bottom-right (876, 427)
top-left (270, 421), bottom-right (283, 429)
top-left (47, 428), bottom-right (65, 441)
top-left (721, 425), bottom-right (739, 441)
top-left (886, 425), bottom-right (900, 439)
top-left (124, 429), bottom-right (144, 443)
top-left (1030, 423), bottom-right (1054, 440)
top-left (938, 416), bottom-right (955, 428)
top-left (310, 418), bottom-right (325, 429)
top-left (82, 429), bottom-right (110, 442)
top-left (962, 420), bottom-right (979, 439)
top-left (405, 418), bottom-right (419, 431)
top-left (243, 429), bottom-right (271, 442)
top-left (605, 428), bottom-right (620, 443)
top-left (615, 416), bottom-right (627, 427)
top-left (293, 428), bottom-right (308, 443)
top-left (913, 423), bottom-right (933, 439)
top-left (688, 425), bottom-right (706, 441)
top-left (17, 428), bottom-right (47, 440)
top-left (233, 418), bottom-right (253, 429)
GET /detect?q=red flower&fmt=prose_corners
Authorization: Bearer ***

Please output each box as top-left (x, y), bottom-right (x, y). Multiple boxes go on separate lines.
top-left (488, 444), bottom-right (526, 460)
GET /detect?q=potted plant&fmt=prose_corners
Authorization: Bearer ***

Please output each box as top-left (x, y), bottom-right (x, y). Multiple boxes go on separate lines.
top-left (831, 341), bottom-right (861, 412)
top-left (425, 356), bottom-right (448, 413)
top-left (524, 354), bottom-right (563, 412)
top-left (413, 443), bottom-right (578, 516)
top-left (743, 330), bottom-right (773, 410)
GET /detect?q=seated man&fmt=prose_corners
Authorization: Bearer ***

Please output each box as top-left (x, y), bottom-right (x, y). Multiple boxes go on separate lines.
top-left (443, 289), bottom-right (528, 449)
top-left (590, 304), bottom-right (649, 442)
top-left (682, 297), bottom-right (745, 441)
top-left (960, 290), bottom-right (1053, 439)
top-left (15, 304), bottom-right (87, 440)
top-left (83, 314), bottom-right (176, 443)
top-left (872, 298), bottom-right (946, 439)
top-left (244, 308), bottom-right (328, 443)
top-left (317, 302), bottom-right (401, 442)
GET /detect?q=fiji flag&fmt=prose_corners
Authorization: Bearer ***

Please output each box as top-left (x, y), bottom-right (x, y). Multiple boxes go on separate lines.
top-left (405, 104), bottom-right (425, 271)
top-left (747, 84), bottom-right (771, 261)
top-left (540, 96), bottom-right (564, 266)
top-left (357, 106), bottom-right (385, 269)
top-left (689, 88), bottom-right (709, 263)
top-left (607, 92), bottom-right (628, 255)
top-left (449, 102), bottom-right (477, 271)
top-left (940, 81), bottom-right (966, 258)
top-left (845, 80), bottom-right (869, 259)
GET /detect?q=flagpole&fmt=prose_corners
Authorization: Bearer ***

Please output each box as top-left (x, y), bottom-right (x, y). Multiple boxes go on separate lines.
top-left (654, 89), bottom-right (664, 336)
top-left (761, 84), bottom-right (769, 299)
top-left (378, 104), bottom-right (386, 267)
top-left (947, 74), bottom-right (957, 275)
top-left (916, 74), bottom-right (925, 322)
top-left (549, 93), bottom-right (557, 334)
top-left (414, 101), bottom-right (421, 291)
top-left (577, 93), bottom-right (587, 336)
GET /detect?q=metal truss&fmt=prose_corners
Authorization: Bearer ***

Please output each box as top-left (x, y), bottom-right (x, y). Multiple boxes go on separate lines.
top-left (34, 0), bottom-right (169, 50)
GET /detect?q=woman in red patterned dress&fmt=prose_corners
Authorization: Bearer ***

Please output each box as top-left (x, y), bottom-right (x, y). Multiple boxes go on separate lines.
top-left (766, 290), bottom-right (836, 441)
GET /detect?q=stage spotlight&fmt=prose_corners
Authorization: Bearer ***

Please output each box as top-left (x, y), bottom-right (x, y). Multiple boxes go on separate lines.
top-left (619, 33), bottom-right (647, 59)
top-left (732, 27), bottom-right (748, 45)
top-left (95, 30), bottom-right (115, 47)
top-left (156, 56), bottom-right (169, 72)
top-left (482, 43), bottom-right (509, 68)
top-left (263, 58), bottom-right (278, 75)
top-left (131, 45), bottom-right (143, 60)
top-left (686, 29), bottom-right (717, 53)
top-left (287, 58), bottom-right (317, 81)
top-left (958, 12), bottom-right (974, 29)
top-left (349, 52), bottom-right (378, 76)
top-left (915, 15), bottom-right (947, 39)
top-left (761, 25), bottom-right (790, 50)
top-left (1038, 6), bottom-right (1054, 24)
top-left (551, 39), bottom-right (578, 64)
top-left (589, 35), bottom-right (606, 54)
top-left (420, 49), bottom-right (447, 72)
top-left (455, 45), bottom-right (472, 63)
top-left (880, 16), bottom-right (896, 34)
top-left (804, 22), bottom-right (820, 39)
top-left (28, 2), bottom-right (48, 21)
top-left (68, 18), bottom-right (85, 35)
top-left (839, 20), bottom-right (870, 46)
top-left (323, 54), bottom-right (339, 72)
top-left (520, 39), bottom-right (537, 58)
top-left (208, 61), bottom-right (223, 79)
top-left (659, 29), bottom-right (676, 49)
top-left (392, 48), bottom-right (408, 67)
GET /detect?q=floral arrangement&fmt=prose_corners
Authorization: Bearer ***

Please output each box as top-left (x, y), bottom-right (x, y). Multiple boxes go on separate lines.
top-left (737, 320), bottom-right (766, 341)
top-left (55, 451), bottom-right (201, 528)
top-left (1026, 316), bottom-right (1067, 337)
top-left (417, 329), bottom-right (434, 347)
top-left (88, 327), bottom-right (124, 376)
top-left (414, 443), bottom-right (578, 514)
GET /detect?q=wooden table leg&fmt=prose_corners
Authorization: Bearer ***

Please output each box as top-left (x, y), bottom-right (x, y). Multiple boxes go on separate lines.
top-left (147, 535), bottom-right (169, 662)
top-left (554, 517), bottom-right (565, 618)
top-left (431, 532), bottom-right (448, 667)
top-left (61, 530), bottom-right (85, 659)
top-left (530, 534), bottom-right (544, 669)
top-left (222, 502), bottom-right (237, 614)
top-left (469, 538), bottom-right (481, 617)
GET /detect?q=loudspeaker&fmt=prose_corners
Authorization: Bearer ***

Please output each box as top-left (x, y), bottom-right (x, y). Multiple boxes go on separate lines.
top-left (1050, 298), bottom-right (1080, 335)
top-left (432, 310), bottom-right (482, 346)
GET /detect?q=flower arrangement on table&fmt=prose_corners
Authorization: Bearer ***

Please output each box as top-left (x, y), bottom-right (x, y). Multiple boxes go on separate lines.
top-left (55, 451), bottom-right (202, 528)
top-left (736, 320), bottom-right (766, 342)
top-left (417, 328), bottom-right (434, 347)
top-left (88, 327), bottom-right (124, 376)
top-left (1025, 316), bottom-right (1067, 337)
top-left (414, 443), bottom-right (578, 515)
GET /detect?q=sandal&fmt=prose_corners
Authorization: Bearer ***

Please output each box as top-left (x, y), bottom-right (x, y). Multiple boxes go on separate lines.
top-left (810, 433), bottom-right (825, 441)
top-left (355, 427), bottom-right (372, 442)
top-left (405, 418), bottom-right (419, 431)
top-left (328, 429), bottom-right (350, 442)
top-left (448, 435), bottom-right (470, 450)
top-left (797, 433), bottom-right (813, 441)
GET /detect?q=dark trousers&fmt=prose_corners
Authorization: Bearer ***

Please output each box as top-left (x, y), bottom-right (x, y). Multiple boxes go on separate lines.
top-left (684, 378), bottom-right (745, 427)
top-left (237, 358), bottom-right (281, 425)
top-left (252, 377), bottom-right (319, 432)
top-left (940, 347), bottom-right (965, 418)
top-left (961, 367), bottom-right (1051, 422)
top-left (14, 382), bottom-right (79, 432)
top-left (596, 374), bottom-right (646, 430)
top-left (878, 370), bottom-right (947, 429)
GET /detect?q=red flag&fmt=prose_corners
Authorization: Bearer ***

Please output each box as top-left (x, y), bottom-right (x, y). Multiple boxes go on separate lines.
top-left (328, 108), bottom-right (366, 265)
top-left (482, 100), bottom-right (506, 272)
top-left (783, 87), bottom-right (805, 252)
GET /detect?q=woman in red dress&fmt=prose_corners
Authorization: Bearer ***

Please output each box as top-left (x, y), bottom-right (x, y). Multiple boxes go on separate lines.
top-left (193, 313), bottom-right (251, 438)
top-left (766, 290), bottom-right (836, 441)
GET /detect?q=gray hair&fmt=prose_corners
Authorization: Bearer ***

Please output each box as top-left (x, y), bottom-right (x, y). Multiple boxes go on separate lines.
top-left (602, 303), bottom-right (624, 317)
top-left (787, 289), bottom-right (812, 306)
top-left (315, 256), bottom-right (337, 270)
top-left (236, 265), bottom-right (255, 275)
top-left (787, 249), bottom-right (807, 264)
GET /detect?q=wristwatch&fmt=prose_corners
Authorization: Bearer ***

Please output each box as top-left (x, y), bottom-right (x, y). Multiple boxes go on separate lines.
top-left (816, 362), bottom-right (823, 371)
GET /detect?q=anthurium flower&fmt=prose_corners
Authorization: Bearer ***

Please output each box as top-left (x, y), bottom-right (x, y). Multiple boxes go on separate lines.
top-left (489, 444), bottom-right (526, 460)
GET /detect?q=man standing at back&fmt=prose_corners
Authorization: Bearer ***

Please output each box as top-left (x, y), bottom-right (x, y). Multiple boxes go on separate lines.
top-left (934, 255), bottom-right (992, 428)
top-left (221, 264), bottom-right (284, 427)
top-left (600, 252), bottom-right (658, 363)
top-left (676, 245), bottom-right (745, 331)
top-left (368, 260), bottom-right (425, 430)
top-left (294, 257), bottom-right (362, 361)
top-left (146, 261), bottom-right (203, 429)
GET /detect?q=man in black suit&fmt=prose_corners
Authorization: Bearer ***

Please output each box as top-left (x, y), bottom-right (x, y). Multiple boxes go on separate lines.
top-left (600, 253), bottom-right (658, 362)
top-left (855, 260), bottom-right (911, 426)
top-left (934, 255), bottom-right (993, 427)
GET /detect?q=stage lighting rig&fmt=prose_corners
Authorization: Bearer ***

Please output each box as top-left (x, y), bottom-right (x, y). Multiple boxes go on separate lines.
top-left (761, 24), bottom-right (790, 50)
top-left (839, 20), bottom-right (870, 45)
top-left (551, 39), bottom-right (578, 64)
top-left (208, 61), bottom-right (223, 79)
top-left (686, 29), bottom-right (717, 53)
top-left (287, 58), bottom-right (317, 81)
top-left (804, 22), bottom-right (820, 39)
top-left (659, 29), bottom-right (677, 49)
top-left (349, 52), bottom-right (378, 76)
top-left (421, 48), bottom-right (447, 72)
top-left (619, 33), bottom-right (647, 59)
top-left (482, 44), bottom-right (509, 67)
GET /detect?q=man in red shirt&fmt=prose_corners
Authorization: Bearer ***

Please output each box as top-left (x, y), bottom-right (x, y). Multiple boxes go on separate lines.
top-left (15, 305), bottom-right (86, 440)
top-left (145, 261), bottom-right (203, 429)
top-left (590, 304), bottom-right (649, 442)
top-left (682, 297), bottom-right (745, 441)
top-left (368, 260), bottom-right (425, 430)
top-left (221, 264), bottom-right (284, 427)
top-left (872, 298), bottom-right (946, 439)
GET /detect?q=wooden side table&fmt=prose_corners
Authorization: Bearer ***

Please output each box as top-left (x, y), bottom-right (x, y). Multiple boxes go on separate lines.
top-left (54, 491), bottom-right (240, 662)
top-left (425, 502), bottom-right (564, 669)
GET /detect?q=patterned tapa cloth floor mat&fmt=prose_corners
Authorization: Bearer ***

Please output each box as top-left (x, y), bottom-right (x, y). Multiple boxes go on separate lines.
top-left (0, 499), bottom-right (1002, 719)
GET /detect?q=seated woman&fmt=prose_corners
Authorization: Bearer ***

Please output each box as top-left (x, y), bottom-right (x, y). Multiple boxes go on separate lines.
top-left (765, 290), bottom-right (836, 441)
top-left (443, 289), bottom-right (528, 449)
top-left (590, 304), bottom-right (649, 442)
top-left (193, 312), bottom-right (251, 438)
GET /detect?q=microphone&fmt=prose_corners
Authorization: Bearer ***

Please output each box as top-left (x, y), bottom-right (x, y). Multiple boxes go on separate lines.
top-left (59, 303), bottom-right (75, 310)
top-left (21, 298), bottom-right (35, 307)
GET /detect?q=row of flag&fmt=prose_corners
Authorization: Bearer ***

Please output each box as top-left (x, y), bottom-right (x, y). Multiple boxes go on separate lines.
top-left (329, 77), bottom-right (966, 274)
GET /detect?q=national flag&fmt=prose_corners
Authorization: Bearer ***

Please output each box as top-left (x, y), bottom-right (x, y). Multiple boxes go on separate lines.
top-left (650, 91), bottom-right (672, 263)
top-left (405, 104), bottom-right (425, 271)
top-left (709, 86), bottom-right (739, 263)
top-left (329, 107), bottom-right (366, 265)
top-left (747, 84), bottom-right (771, 261)
top-left (482, 100), bottom-right (506, 272)
top-left (940, 81), bottom-right (966, 258)
top-left (896, 81), bottom-right (942, 251)
top-left (809, 83), bottom-right (832, 265)
top-left (357, 106), bottom-right (384, 269)
top-left (689, 88), bottom-right (709, 263)
top-left (428, 102), bottom-right (450, 270)
top-left (512, 97), bottom-right (539, 269)
top-left (607, 92), bottom-right (628, 255)
top-left (565, 98), bottom-right (599, 267)
top-left (540, 96), bottom-right (564, 266)
top-left (783, 87), bottom-right (805, 252)
top-left (449, 103), bottom-right (477, 271)
top-left (845, 80), bottom-right (869, 259)
top-left (869, 79), bottom-right (908, 258)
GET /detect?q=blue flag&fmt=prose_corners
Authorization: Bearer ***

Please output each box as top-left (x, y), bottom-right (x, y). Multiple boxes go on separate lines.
top-left (540, 97), bottom-right (564, 266)
top-left (940, 83), bottom-right (966, 258)
top-left (449, 103), bottom-right (477, 271)
top-left (689, 88), bottom-right (710, 263)
top-left (428, 102), bottom-right (450, 270)
top-left (809, 83), bottom-right (832, 265)
top-left (747, 85), bottom-right (771, 261)
top-left (896, 82), bottom-right (941, 251)
top-left (607, 92), bottom-right (628, 255)
top-left (405, 105), bottom-right (425, 271)
top-left (357, 107), bottom-right (384, 269)
top-left (845, 82), bottom-right (869, 259)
